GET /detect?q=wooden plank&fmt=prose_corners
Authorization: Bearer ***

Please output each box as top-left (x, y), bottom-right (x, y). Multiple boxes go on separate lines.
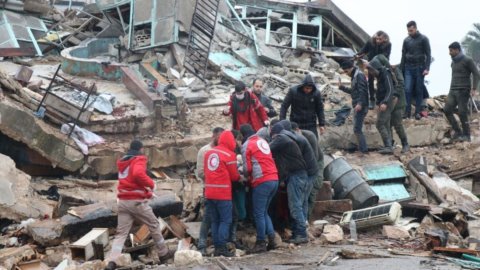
top-left (0, 48), bottom-right (35, 57)
top-left (43, 92), bottom-right (92, 124)
top-left (433, 247), bottom-right (480, 256)
top-left (310, 199), bottom-right (352, 221)
top-left (70, 228), bottom-right (109, 261)
top-left (132, 224), bottom-right (150, 245)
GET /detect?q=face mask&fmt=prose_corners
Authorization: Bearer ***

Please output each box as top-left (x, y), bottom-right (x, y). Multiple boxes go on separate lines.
top-left (235, 93), bottom-right (245, 100)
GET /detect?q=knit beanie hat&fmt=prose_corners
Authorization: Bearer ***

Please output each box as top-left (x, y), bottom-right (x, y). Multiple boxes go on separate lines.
top-left (239, 124), bottom-right (255, 140)
top-left (270, 123), bottom-right (284, 137)
top-left (129, 139), bottom-right (143, 151)
top-left (279, 119), bottom-right (292, 131)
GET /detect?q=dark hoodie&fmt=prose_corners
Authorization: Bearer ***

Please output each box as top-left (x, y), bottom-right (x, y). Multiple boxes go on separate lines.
top-left (339, 67), bottom-right (369, 108)
top-left (369, 56), bottom-right (395, 105)
top-left (280, 74), bottom-right (325, 130)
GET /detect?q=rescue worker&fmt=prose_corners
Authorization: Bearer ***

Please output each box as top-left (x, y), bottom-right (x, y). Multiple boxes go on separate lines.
top-left (196, 127), bottom-right (224, 255)
top-left (240, 124), bottom-right (279, 253)
top-left (105, 140), bottom-right (173, 270)
top-left (204, 130), bottom-right (240, 257)
top-left (444, 41), bottom-right (480, 142)
top-left (223, 81), bottom-right (269, 131)
top-left (280, 74), bottom-right (326, 138)
top-left (339, 60), bottom-right (369, 153)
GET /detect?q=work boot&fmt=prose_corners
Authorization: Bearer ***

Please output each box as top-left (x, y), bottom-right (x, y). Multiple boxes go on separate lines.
top-left (199, 247), bottom-right (207, 256)
top-left (401, 143), bottom-right (410, 154)
top-left (368, 100), bottom-right (375, 110)
top-left (287, 236), bottom-right (308, 245)
top-left (452, 131), bottom-right (462, 142)
top-left (378, 147), bottom-right (393, 154)
top-left (104, 261), bottom-right (117, 270)
top-left (248, 240), bottom-right (267, 254)
top-left (403, 112), bottom-right (411, 119)
top-left (214, 246), bottom-right (235, 257)
top-left (414, 113), bottom-right (422, 120)
top-left (159, 249), bottom-right (175, 264)
top-left (267, 234), bottom-right (278, 250)
top-left (459, 135), bottom-right (471, 142)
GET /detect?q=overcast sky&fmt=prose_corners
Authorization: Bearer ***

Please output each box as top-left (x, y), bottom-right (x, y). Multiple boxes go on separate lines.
top-left (330, 0), bottom-right (480, 96)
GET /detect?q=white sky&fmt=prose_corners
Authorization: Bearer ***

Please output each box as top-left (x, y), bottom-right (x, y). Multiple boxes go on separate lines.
top-left (330, 0), bottom-right (479, 96)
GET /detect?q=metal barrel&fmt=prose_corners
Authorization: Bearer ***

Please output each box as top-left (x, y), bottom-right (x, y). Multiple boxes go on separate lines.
top-left (323, 156), bottom-right (378, 209)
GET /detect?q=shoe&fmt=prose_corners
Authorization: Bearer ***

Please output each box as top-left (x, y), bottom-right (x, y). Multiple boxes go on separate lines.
top-left (458, 135), bottom-right (471, 142)
top-left (287, 236), bottom-right (308, 244)
top-left (231, 240), bottom-right (244, 250)
top-left (267, 234), bottom-right (278, 251)
top-left (368, 100), bottom-right (375, 110)
top-left (199, 247), bottom-right (207, 256)
top-left (414, 113), bottom-right (421, 120)
top-left (104, 261), bottom-right (117, 270)
top-left (248, 240), bottom-right (267, 254)
top-left (401, 143), bottom-right (410, 154)
top-left (159, 248), bottom-right (175, 264)
top-left (452, 132), bottom-right (462, 142)
top-left (214, 246), bottom-right (235, 257)
top-left (403, 112), bottom-right (411, 119)
top-left (378, 146), bottom-right (393, 154)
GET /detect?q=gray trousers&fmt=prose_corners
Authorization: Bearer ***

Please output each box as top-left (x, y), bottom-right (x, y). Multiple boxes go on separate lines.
top-left (107, 200), bottom-right (168, 262)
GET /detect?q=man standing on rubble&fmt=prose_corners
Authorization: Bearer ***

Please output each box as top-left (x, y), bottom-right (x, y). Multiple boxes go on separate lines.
top-left (204, 130), bottom-right (241, 257)
top-left (367, 56), bottom-right (396, 154)
top-left (269, 123), bottom-right (309, 244)
top-left (280, 74), bottom-right (326, 138)
top-left (355, 31), bottom-right (392, 110)
top-left (196, 127), bottom-right (224, 255)
top-left (444, 42), bottom-right (480, 142)
top-left (239, 124), bottom-right (279, 253)
top-left (339, 60), bottom-right (369, 154)
top-left (105, 140), bottom-right (173, 270)
top-left (223, 81), bottom-right (269, 131)
top-left (400, 21), bottom-right (431, 120)
top-left (252, 78), bottom-right (277, 118)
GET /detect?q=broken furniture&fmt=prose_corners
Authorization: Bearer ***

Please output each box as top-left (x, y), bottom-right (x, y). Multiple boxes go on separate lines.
top-left (70, 228), bottom-right (109, 261)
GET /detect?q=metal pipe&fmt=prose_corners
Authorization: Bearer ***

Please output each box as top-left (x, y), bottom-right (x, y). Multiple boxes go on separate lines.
top-left (67, 82), bottom-right (96, 139)
top-left (36, 64), bottom-right (62, 113)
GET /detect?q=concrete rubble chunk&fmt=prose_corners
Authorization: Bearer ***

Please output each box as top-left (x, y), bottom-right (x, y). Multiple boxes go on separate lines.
top-left (174, 250), bottom-right (203, 267)
top-left (321, 224), bottom-right (344, 243)
top-left (382, 225), bottom-right (411, 239)
top-left (253, 28), bottom-right (283, 66)
top-left (0, 245), bottom-right (36, 270)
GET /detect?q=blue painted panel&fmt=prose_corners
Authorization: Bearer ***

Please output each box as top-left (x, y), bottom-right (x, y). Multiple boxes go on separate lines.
top-left (363, 163), bottom-right (407, 182)
top-left (371, 183), bottom-right (410, 201)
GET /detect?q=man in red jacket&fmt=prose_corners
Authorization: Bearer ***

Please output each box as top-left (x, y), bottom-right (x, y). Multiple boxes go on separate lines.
top-left (204, 130), bottom-right (240, 257)
top-left (240, 124), bottom-right (279, 253)
top-left (105, 140), bottom-right (173, 270)
top-left (223, 81), bottom-right (269, 131)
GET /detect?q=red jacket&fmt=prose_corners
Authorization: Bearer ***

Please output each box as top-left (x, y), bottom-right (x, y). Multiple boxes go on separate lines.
top-left (224, 90), bottom-right (268, 131)
top-left (117, 155), bottom-right (154, 200)
top-left (241, 135), bottom-right (278, 188)
top-left (204, 131), bottom-right (240, 200)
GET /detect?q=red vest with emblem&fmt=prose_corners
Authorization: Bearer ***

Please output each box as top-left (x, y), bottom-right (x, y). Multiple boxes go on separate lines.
top-left (204, 131), bottom-right (240, 200)
top-left (117, 155), bottom-right (155, 200)
top-left (242, 135), bottom-right (279, 188)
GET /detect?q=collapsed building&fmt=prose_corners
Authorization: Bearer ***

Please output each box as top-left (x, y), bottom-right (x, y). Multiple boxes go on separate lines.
top-left (0, 0), bottom-right (480, 269)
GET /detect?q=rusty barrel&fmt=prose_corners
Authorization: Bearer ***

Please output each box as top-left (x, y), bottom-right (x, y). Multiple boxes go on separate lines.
top-left (323, 156), bottom-right (378, 209)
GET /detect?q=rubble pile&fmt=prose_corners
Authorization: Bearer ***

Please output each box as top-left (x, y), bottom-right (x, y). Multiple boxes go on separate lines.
top-left (0, 0), bottom-right (479, 269)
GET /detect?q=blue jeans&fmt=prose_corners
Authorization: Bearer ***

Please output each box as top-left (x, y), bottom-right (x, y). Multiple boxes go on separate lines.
top-left (286, 170), bottom-right (308, 238)
top-left (303, 174), bottom-right (316, 220)
top-left (404, 66), bottom-right (425, 116)
top-left (353, 106), bottom-right (368, 153)
top-left (206, 199), bottom-right (232, 247)
top-left (252, 180), bottom-right (278, 241)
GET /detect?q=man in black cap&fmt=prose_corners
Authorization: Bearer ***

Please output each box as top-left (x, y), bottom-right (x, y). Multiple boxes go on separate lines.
top-left (280, 74), bottom-right (326, 138)
top-left (105, 140), bottom-right (173, 270)
top-left (444, 41), bottom-right (480, 142)
top-left (339, 60), bottom-right (369, 153)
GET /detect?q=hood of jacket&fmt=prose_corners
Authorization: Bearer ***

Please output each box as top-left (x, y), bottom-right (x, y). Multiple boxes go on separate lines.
top-left (298, 74), bottom-right (318, 93)
top-left (217, 130), bottom-right (237, 152)
top-left (368, 55), bottom-right (388, 73)
top-left (117, 155), bottom-right (147, 173)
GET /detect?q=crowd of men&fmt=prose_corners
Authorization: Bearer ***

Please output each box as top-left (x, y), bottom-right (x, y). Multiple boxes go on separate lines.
top-left (103, 20), bottom-right (480, 269)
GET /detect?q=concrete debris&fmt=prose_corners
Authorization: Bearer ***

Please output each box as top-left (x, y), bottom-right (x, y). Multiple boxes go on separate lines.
top-left (382, 225), bottom-right (411, 240)
top-left (320, 225), bottom-right (344, 243)
top-left (174, 250), bottom-right (203, 267)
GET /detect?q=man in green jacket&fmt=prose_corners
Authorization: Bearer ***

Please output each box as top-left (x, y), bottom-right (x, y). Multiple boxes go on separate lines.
top-left (444, 42), bottom-right (480, 142)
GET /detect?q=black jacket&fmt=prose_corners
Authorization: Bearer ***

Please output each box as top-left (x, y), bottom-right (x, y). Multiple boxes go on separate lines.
top-left (255, 92), bottom-right (277, 117)
top-left (280, 75), bottom-right (325, 129)
top-left (281, 130), bottom-right (319, 177)
top-left (339, 67), bottom-right (369, 108)
top-left (358, 39), bottom-right (391, 61)
top-left (269, 133), bottom-right (306, 181)
top-left (369, 56), bottom-right (395, 105)
top-left (400, 32), bottom-right (431, 71)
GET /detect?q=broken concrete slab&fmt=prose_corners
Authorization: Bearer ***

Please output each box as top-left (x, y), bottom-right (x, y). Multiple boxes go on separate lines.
top-left (232, 47), bottom-right (259, 67)
top-left (121, 66), bottom-right (163, 112)
top-left (0, 100), bottom-right (85, 172)
top-left (208, 52), bottom-right (257, 82)
top-left (174, 250), bottom-right (203, 267)
top-left (27, 219), bottom-right (64, 246)
top-left (252, 28), bottom-right (282, 66)
top-left (0, 245), bottom-right (36, 270)
top-left (382, 225), bottom-right (410, 240)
